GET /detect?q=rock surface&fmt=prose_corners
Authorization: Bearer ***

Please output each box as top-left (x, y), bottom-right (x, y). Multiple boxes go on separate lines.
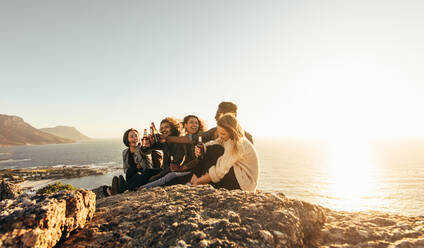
top-left (2, 183), bottom-right (423, 248)
top-left (0, 189), bottom-right (95, 248)
top-left (59, 185), bottom-right (326, 248)
top-left (91, 185), bottom-right (109, 200)
top-left (319, 208), bottom-right (424, 248)
top-left (0, 180), bottom-right (22, 201)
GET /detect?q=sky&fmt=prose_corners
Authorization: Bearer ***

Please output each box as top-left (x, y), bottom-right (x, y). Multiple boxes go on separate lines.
top-left (1, 0), bottom-right (424, 139)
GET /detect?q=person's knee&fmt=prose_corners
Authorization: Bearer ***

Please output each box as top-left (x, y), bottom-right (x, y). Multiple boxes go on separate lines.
top-left (203, 145), bottom-right (224, 163)
top-left (207, 144), bottom-right (224, 156)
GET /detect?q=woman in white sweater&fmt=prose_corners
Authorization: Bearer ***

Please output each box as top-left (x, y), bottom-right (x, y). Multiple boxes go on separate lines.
top-left (191, 114), bottom-right (259, 192)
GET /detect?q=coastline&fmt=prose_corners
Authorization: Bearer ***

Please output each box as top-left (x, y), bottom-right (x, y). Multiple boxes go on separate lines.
top-left (0, 166), bottom-right (111, 190)
top-left (18, 179), bottom-right (58, 191)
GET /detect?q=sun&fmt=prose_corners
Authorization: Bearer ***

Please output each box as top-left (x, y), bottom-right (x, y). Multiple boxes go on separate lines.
top-left (320, 136), bottom-right (381, 211)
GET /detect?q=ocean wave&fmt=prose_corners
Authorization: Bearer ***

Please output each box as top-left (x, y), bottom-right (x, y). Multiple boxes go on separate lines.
top-left (0, 158), bottom-right (32, 164)
top-left (51, 164), bottom-right (67, 168)
top-left (0, 153), bottom-right (11, 156)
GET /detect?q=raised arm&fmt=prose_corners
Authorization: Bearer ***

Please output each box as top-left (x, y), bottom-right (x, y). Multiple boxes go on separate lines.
top-left (163, 135), bottom-right (192, 144)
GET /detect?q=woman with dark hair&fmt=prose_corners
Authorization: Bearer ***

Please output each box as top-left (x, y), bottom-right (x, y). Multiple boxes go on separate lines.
top-left (109, 128), bottom-right (162, 195)
top-left (190, 114), bottom-right (259, 192)
top-left (142, 115), bottom-right (206, 188)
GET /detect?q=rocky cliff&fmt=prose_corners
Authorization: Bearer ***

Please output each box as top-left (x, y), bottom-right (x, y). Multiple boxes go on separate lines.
top-left (61, 185), bottom-right (326, 247)
top-left (39, 126), bottom-right (90, 141)
top-left (0, 114), bottom-right (74, 146)
top-left (319, 209), bottom-right (424, 247)
top-left (0, 188), bottom-right (95, 248)
top-left (1, 184), bottom-right (424, 248)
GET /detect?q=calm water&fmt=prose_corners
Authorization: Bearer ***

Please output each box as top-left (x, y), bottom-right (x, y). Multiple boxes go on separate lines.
top-left (1, 138), bottom-right (423, 216)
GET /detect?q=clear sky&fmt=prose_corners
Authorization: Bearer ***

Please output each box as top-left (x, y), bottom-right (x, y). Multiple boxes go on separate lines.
top-left (1, 0), bottom-right (424, 139)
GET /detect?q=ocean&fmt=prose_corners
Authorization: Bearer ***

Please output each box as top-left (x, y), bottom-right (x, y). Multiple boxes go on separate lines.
top-left (1, 138), bottom-right (423, 216)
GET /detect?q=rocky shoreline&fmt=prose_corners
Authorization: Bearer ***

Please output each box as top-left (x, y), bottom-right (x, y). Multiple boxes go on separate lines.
top-left (1, 182), bottom-right (424, 248)
top-left (0, 166), bottom-right (110, 190)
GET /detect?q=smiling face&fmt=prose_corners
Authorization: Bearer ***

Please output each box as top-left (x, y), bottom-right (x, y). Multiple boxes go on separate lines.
top-left (217, 125), bottom-right (231, 141)
top-left (184, 117), bottom-right (200, 135)
top-left (127, 130), bottom-right (140, 147)
top-left (160, 122), bottom-right (172, 138)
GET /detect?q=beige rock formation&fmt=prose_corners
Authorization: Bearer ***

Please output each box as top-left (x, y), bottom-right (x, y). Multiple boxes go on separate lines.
top-left (59, 185), bottom-right (326, 248)
top-left (0, 189), bottom-right (95, 248)
top-left (318, 208), bottom-right (424, 248)
top-left (2, 183), bottom-right (423, 247)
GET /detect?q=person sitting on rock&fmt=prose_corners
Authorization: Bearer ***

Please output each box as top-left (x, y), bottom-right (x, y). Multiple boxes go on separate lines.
top-left (109, 128), bottom-right (162, 195)
top-left (190, 113), bottom-right (259, 192)
top-left (142, 115), bottom-right (206, 188)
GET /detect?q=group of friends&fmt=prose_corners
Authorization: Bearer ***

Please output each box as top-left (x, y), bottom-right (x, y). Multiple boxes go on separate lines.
top-left (105, 101), bottom-right (259, 196)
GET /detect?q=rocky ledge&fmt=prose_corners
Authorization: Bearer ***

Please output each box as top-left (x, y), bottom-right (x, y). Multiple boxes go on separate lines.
top-left (319, 208), bottom-right (424, 247)
top-left (0, 189), bottom-right (95, 248)
top-left (1, 184), bottom-right (424, 248)
top-left (60, 185), bottom-right (326, 247)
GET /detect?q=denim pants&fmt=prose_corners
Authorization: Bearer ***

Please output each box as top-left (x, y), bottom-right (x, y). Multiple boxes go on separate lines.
top-left (142, 171), bottom-right (191, 189)
top-left (126, 167), bottom-right (162, 190)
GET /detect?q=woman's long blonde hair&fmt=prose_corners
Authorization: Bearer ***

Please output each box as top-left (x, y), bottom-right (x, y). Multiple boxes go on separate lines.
top-left (217, 113), bottom-right (244, 155)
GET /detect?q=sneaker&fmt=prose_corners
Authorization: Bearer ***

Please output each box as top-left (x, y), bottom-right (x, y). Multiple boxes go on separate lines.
top-left (118, 175), bottom-right (128, 193)
top-left (111, 176), bottom-right (119, 195)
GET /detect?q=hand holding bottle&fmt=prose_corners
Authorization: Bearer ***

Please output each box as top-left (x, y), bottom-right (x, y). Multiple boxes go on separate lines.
top-left (169, 155), bottom-right (179, 172)
top-left (195, 136), bottom-right (206, 159)
top-left (141, 129), bottom-right (151, 152)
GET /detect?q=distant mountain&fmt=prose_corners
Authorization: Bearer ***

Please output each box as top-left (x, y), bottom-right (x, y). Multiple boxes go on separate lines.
top-left (0, 114), bottom-right (74, 146)
top-left (39, 126), bottom-right (90, 141)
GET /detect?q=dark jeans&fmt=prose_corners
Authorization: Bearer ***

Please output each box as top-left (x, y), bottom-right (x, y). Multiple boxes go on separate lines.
top-left (210, 167), bottom-right (240, 190)
top-left (192, 144), bottom-right (224, 177)
top-left (164, 144), bottom-right (241, 190)
top-left (126, 167), bottom-right (162, 190)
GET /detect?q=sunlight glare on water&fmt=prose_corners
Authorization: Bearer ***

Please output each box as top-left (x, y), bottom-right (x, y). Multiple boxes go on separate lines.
top-left (319, 138), bottom-right (382, 212)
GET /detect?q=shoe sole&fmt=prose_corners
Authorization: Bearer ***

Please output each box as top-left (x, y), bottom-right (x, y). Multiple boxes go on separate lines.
top-left (111, 176), bottom-right (119, 195)
top-left (119, 175), bottom-right (128, 193)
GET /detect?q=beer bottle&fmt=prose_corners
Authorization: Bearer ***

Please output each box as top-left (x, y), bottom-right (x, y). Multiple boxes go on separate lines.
top-left (149, 126), bottom-right (155, 145)
top-left (151, 122), bottom-right (161, 144)
top-left (141, 129), bottom-right (150, 152)
top-left (196, 136), bottom-right (205, 160)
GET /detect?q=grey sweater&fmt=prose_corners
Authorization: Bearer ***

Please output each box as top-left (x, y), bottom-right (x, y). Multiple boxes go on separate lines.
top-left (122, 145), bottom-right (153, 173)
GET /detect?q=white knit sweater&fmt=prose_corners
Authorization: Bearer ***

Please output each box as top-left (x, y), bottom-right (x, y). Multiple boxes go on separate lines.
top-left (207, 137), bottom-right (259, 192)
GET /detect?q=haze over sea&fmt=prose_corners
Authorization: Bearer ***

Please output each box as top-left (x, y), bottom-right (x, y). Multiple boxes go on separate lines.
top-left (1, 138), bottom-right (423, 216)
